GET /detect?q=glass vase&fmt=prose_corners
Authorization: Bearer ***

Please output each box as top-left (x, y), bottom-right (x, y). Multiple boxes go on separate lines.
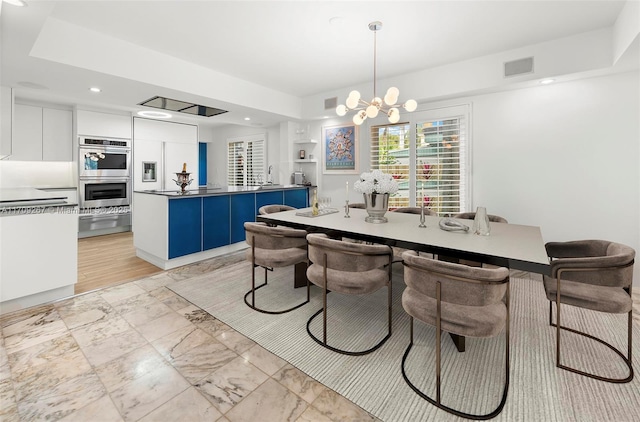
top-left (473, 206), bottom-right (491, 235)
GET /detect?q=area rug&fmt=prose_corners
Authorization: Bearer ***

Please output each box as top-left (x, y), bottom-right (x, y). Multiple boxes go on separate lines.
top-left (169, 261), bottom-right (640, 421)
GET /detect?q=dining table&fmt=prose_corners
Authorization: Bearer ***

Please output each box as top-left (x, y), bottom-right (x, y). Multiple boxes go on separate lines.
top-left (257, 207), bottom-right (551, 352)
top-left (257, 207), bottom-right (550, 275)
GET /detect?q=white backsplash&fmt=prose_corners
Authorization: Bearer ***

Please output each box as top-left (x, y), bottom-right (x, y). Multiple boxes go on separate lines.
top-left (0, 161), bottom-right (75, 188)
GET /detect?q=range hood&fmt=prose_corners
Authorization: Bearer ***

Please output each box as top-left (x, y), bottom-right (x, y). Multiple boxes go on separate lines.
top-left (138, 96), bottom-right (228, 117)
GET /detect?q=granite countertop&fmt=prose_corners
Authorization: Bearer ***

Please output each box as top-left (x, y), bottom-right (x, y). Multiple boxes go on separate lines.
top-left (136, 185), bottom-right (309, 197)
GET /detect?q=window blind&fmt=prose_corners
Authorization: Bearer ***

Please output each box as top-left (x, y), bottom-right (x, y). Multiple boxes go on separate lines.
top-left (415, 116), bottom-right (466, 216)
top-left (227, 137), bottom-right (265, 186)
top-left (370, 107), bottom-right (467, 215)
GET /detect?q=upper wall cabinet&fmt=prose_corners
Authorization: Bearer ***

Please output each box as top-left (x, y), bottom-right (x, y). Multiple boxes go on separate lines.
top-left (133, 118), bottom-right (198, 144)
top-left (10, 104), bottom-right (73, 162)
top-left (77, 110), bottom-right (132, 139)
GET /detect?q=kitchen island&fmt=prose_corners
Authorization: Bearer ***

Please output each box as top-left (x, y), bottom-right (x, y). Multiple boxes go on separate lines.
top-left (133, 185), bottom-right (309, 269)
top-left (0, 188), bottom-right (78, 314)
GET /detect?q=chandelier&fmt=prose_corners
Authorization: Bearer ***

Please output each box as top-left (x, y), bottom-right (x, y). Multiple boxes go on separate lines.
top-left (336, 21), bottom-right (417, 125)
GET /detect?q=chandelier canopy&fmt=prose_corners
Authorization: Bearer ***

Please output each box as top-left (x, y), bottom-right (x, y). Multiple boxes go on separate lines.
top-left (336, 21), bottom-right (417, 125)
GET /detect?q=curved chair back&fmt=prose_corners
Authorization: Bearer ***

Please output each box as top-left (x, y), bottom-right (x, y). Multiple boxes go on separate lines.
top-left (307, 233), bottom-right (391, 289)
top-left (244, 222), bottom-right (307, 267)
top-left (546, 239), bottom-right (634, 288)
top-left (392, 206), bottom-right (437, 216)
top-left (453, 212), bottom-right (508, 223)
top-left (258, 204), bottom-right (296, 215)
top-left (403, 251), bottom-right (509, 315)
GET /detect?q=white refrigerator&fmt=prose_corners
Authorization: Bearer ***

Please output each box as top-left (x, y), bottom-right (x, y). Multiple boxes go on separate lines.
top-left (134, 139), bottom-right (199, 192)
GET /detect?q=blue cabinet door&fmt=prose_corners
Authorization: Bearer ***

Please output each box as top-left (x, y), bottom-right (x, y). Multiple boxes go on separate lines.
top-left (255, 191), bottom-right (284, 215)
top-left (230, 193), bottom-right (255, 244)
top-left (284, 189), bottom-right (308, 208)
top-left (168, 198), bottom-right (202, 259)
top-left (203, 195), bottom-right (230, 250)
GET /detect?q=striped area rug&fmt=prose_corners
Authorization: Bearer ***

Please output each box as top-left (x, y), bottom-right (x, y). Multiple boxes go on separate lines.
top-left (169, 261), bottom-right (640, 421)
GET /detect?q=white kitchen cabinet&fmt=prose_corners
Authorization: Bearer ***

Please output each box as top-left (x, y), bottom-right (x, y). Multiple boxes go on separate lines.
top-left (43, 108), bottom-right (73, 161)
top-left (10, 104), bottom-right (72, 161)
top-left (77, 109), bottom-right (132, 139)
top-left (0, 86), bottom-right (13, 159)
top-left (133, 117), bottom-right (198, 144)
top-left (0, 209), bottom-right (78, 312)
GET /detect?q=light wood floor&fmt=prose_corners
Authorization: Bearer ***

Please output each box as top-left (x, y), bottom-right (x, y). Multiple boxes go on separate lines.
top-left (76, 231), bottom-right (163, 294)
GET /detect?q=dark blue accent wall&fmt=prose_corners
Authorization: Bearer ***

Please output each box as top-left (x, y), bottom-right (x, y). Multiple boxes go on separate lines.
top-left (198, 142), bottom-right (207, 186)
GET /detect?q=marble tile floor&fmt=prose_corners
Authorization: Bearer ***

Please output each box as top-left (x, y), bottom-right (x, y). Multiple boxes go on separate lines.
top-left (0, 252), bottom-right (381, 422)
top-left (1, 253), bottom-right (639, 422)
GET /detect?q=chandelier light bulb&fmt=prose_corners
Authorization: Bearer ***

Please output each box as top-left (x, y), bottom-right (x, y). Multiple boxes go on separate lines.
top-left (388, 107), bottom-right (400, 124)
top-left (348, 90), bottom-right (361, 101)
top-left (345, 96), bottom-right (359, 109)
top-left (403, 99), bottom-right (417, 112)
top-left (336, 104), bottom-right (348, 116)
top-left (353, 110), bottom-right (367, 125)
top-left (366, 104), bottom-right (379, 118)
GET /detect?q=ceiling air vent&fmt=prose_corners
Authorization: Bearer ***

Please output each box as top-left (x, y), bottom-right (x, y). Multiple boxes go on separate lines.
top-left (138, 96), bottom-right (228, 117)
top-left (504, 57), bottom-right (534, 78)
top-left (324, 97), bottom-right (338, 110)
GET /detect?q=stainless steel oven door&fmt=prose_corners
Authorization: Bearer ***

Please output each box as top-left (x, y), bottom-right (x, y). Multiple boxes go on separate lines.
top-left (79, 145), bottom-right (131, 178)
top-left (79, 178), bottom-right (130, 208)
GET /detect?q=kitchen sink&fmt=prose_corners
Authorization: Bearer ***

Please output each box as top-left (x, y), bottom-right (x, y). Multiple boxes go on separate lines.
top-left (257, 184), bottom-right (284, 190)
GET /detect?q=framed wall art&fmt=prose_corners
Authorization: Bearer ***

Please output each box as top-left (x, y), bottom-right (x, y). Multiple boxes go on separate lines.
top-left (322, 124), bottom-right (359, 174)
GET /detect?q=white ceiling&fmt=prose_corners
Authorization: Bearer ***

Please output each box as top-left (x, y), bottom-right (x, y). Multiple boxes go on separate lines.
top-left (0, 0), bottom-right (633, 128)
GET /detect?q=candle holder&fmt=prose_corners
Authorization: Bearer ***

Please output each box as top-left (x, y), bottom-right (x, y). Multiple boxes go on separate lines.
top-left (344, 200), bottom-right (351, 218)
top-left (419, 202), bottom-right (426, 228)
top-left (173, 171), bottom-right (193, 193)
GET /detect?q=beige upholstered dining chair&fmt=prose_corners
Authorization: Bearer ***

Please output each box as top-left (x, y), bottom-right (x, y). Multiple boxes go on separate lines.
top-left (392, 206), bottom-right (437, 216)
top-left (401, 251), bottom-right (511, 420)
top-left (543, 239), bottom-right (634, 383)
top-left (258, 204), bottom-right (295, 215)
top-left (243, 222), bottom-right (309, 314)
top-left (305, 233), bottom-right (394, 355)
top-left (453, 211), bottom-right (508, 223)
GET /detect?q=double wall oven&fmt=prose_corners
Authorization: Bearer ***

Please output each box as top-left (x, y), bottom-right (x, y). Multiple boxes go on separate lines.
top-left (78, 137), bottom-right (132, 236)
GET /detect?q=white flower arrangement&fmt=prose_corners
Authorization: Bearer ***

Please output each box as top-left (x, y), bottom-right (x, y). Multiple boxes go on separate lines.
top-left (353, 169), bottom-right (399, 195)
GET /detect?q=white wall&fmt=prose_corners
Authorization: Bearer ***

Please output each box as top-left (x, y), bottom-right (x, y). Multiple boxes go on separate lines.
top-left (472, 71), bottom-right (639, 284)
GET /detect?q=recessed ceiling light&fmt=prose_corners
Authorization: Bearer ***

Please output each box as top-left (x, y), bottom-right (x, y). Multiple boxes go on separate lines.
top-left (329, 16), bottom-right (344, 26)
top-left (244, 117), bottom-right (251, 121)
top-left (89, 87), bottom-right (101, 93)
top-left (540, 79), bottom-right (555, 85)
top-left (3, 0), bottom-right (28, 7)
top-left (137, 110), bottom-right (172, 119)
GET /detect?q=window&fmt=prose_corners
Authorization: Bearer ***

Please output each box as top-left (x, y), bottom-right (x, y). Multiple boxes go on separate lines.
top-left (370, 105), bottom-right (468, 215)
top-left (227, 134), bottom-right (266, 186)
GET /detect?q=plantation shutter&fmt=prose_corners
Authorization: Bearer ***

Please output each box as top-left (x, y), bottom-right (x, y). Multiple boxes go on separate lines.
top-left (369, 123), bottom-right (411, 209)
top-left (227, 135), bottom-right (266, 186)
top-left (227, 141), bottom-right (245, 186)
top-left (369, 105), bottom-right (468, 215)
top-left (415, 116), bottom-right (467, 216)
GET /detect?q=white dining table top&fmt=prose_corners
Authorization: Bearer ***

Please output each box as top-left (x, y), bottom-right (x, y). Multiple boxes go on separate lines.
top-left (257, 208), bottom-right (550, 275)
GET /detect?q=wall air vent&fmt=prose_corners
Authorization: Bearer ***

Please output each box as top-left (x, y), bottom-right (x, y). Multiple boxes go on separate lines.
top-left (138, 96), bottom-right (228, 117)
top-left (504, 57), bottom-right (534, 78)
top-left (324, 97), bottom-right (338, 110)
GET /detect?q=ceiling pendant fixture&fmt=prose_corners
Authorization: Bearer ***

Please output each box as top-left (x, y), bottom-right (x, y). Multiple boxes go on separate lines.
top-left (336, 21), bottom-right (417, 125)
